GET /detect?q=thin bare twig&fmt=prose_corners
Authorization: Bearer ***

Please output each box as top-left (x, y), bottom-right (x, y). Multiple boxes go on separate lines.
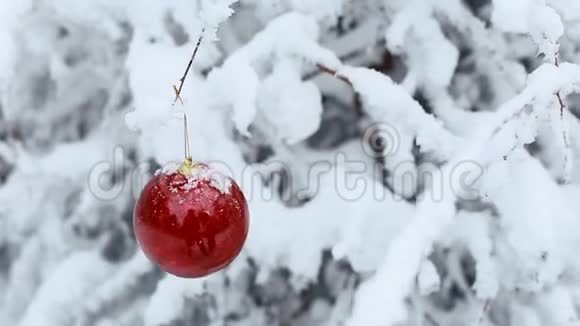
top-left (183, 113), bottom-right (191, 159)
top-left (316, 64), bottom-right (352, 86)
top-left (556, 91), bottom-right (566, 118)
top-left (554, 55), bottom-right (567, 118)
top-left (173, 29), bottom-right (205, 105)
top-left (172, 30), bottom-right (205, 161)
top-left (474, 300), bottom-right (490, 326)
top-left (553, 54), bottom-right (572, 182)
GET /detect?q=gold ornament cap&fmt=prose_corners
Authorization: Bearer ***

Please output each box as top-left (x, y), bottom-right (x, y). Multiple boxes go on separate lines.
top-left (178, 157), bottom-right (197, 175)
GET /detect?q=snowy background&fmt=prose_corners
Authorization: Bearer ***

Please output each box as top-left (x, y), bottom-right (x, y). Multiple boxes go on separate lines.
top-left (2, 0), bottom-right (580, 325)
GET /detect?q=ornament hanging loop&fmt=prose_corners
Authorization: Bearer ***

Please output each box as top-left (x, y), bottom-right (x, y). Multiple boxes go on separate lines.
top-left (183, 113), bottom-right (191, 160)
top-left (178, 113), bottom-right (195, 175)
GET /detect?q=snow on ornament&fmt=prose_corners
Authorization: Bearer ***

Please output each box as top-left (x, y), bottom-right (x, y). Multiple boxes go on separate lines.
top-left (133, 158), bottom-right (249, 278)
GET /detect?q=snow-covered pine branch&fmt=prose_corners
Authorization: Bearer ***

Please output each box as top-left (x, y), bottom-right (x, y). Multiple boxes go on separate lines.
top-left (347, 59), bottom-right (580, 326)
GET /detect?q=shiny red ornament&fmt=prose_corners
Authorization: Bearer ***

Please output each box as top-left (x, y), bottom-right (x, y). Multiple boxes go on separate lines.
top-left (133, 159), bottom-right (249, 278)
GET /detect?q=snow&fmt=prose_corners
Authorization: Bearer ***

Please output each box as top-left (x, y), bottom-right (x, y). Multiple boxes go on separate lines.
top-left (289, 0), bottom-right (346, 22)
top-left (338, 66), bottom-right (460, 160)
top-left (18, 251), bottom-right (115, 326)
top-left (346, 168), bottom-right (457, 326)
top-left (346, 56), bottom-right (580, 326)
top-left (3, 1), bottom-right (580, 326)
top-left (144, 275), bottom-right (208, 326)
top-left (186, 164), bottom-right (233, 194)
top-left (491, 0), bottom-right (564, 61)
top-left (207, 58), bottom-right (259, 136)
top-left (445, 211), bottom-right (499, 300)
top-left (207, 12), bottom-right (341, 138)
top-left (78, 252), bottom-right (155, 320)
top-left (244, 146), bottom-right (413, 281)
top-left (417, 261), bottom-right (440, 296)
top-left (528, 2), bottom-right (564, 61)
top-left (386, 0), bottom-right (459, 89)
top-left (483, 152), bottom-right (570, 291)
top-left (258, 59), bottom-right (324, 144)
top-left (491, 0), bottom-right (532, 33)
top-left (159, 162), bottom-right (233, 194)
top-left (199, 0), bottom-right (239, 41)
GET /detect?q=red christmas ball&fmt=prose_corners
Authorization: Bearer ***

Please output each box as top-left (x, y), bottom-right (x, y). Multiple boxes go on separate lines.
top-left (134, 159), bottom-right (249, 278)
